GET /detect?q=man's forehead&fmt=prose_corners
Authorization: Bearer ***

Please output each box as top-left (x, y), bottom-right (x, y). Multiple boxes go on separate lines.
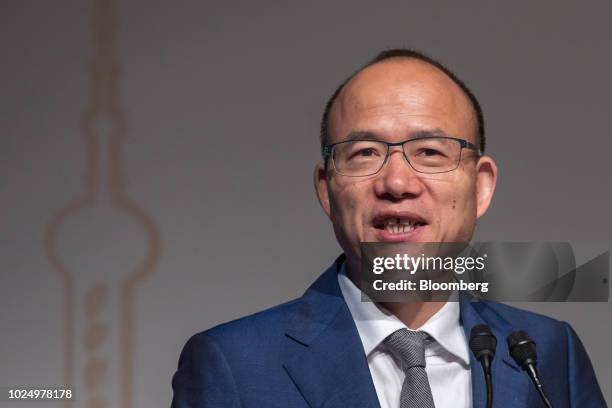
top-left (329, 59), bottom-right (476, 141)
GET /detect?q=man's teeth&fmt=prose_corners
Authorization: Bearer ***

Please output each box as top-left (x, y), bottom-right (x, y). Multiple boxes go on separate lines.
top-left (383, 218), bottom-right (419, 234)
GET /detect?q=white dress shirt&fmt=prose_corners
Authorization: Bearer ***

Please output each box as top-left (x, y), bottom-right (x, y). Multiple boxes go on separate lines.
top-left (338, 263), bottom-right (472, 408)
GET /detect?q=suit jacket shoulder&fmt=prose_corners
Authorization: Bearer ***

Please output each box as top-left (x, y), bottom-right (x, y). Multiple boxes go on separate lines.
top-left (171, 297), bottom-right (308, 408)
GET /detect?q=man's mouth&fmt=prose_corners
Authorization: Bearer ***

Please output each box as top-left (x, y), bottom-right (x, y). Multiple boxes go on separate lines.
top-left (372, 212), bottom-right (427, 237)
top-left (376, 217), bottom-right (425, 234)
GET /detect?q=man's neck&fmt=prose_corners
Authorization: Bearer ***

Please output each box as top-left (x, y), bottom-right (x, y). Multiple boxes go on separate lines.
top-left (345, 259), bottom-right (446, 330)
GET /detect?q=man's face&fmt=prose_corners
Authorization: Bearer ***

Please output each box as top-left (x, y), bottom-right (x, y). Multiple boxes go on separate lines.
top-left (314, 59), bottom-right (497, 267)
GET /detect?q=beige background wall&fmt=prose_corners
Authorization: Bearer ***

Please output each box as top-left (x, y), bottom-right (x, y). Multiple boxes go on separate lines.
top-left (1, 0), bottom-right (610, 406)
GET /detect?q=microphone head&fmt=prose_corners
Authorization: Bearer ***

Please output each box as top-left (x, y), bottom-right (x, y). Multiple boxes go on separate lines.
top-left (469, 324), bottom-right (497, 361)
top-left (507, 330), bottom-right (537, 369)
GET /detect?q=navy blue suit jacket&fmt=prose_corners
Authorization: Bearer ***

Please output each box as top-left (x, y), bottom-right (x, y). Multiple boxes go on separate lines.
top-left (171, 256), bottom-right (606, 407)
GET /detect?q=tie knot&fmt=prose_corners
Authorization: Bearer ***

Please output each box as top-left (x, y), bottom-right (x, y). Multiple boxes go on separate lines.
top-left (384, 328), bottom-right (429, 369)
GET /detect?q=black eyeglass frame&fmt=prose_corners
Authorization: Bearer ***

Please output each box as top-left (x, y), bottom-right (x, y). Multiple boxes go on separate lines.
top-left (321, 136), bottom-right (482, 176)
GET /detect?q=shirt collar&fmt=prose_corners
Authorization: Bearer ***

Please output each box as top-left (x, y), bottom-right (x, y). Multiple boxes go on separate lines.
top-left (337, 261), bottom-right (470, 365)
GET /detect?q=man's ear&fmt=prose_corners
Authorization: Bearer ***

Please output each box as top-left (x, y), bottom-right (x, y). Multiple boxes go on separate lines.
top-left (314, 161), bottom-right (331, 218)
top-left (475, 155), bottom-right (498, 219)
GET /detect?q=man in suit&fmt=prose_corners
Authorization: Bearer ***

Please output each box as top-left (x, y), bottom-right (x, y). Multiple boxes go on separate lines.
top-left (171, 49), bottom-right (606, 407)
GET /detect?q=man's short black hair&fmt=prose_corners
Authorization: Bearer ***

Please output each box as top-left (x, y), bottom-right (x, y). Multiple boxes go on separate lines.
top-left (320, 48), bottom-right (486, 155)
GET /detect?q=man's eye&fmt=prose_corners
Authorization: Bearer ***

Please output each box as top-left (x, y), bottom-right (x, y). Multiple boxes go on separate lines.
top-left (416, 148), bottom-right (443, 157)
top-left (350, 148), bottom-right (380, 158)
top-left (359, 148), bottom-right (377, 156)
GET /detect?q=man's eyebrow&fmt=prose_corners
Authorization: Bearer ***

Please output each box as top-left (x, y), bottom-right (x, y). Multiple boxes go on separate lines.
top-left (343, 130), bottom-right (381, 142)
top-left (409, 129), bottom-right (450, 139)
top-left (341, 128), bottom-right (450, 142)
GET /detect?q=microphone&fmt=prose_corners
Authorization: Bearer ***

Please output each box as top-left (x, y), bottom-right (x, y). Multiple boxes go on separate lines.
top-left (469, 324), bottom-right (497, 408)
top-left (507, 330), bottom-right (553, 408)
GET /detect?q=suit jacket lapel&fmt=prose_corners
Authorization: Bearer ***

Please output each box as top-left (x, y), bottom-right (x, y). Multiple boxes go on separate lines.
top-left (460, 295), bottom-right (532, 407)
top-left (284, 256), bottom-right (381, 408)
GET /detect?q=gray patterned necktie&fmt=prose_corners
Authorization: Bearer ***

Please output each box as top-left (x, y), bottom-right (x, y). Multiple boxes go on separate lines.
top-left (384, 328), bottom-right (436, 408)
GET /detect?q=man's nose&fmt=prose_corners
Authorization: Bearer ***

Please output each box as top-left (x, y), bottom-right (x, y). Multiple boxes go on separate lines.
top-left (373, 148), bottom-right (425, 200)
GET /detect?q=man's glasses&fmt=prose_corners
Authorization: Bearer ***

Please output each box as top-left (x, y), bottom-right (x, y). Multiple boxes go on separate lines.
top-left (322, 136), bottom-right (481, 177)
